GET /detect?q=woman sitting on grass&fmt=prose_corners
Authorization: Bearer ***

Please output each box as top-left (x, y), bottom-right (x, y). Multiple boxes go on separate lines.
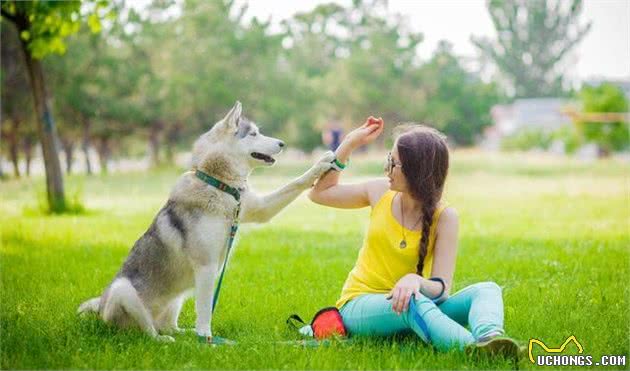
top-left (308, 117), bottom-right (522, 359)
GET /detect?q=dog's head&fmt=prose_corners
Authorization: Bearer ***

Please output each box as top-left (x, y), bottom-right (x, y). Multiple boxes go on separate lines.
top-left (192, 101), bottom-right (285, 172)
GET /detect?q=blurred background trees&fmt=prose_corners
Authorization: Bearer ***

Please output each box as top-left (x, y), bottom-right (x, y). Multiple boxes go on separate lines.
top-left (577, 83), bottom-right (629, 155)
top-left (472, 0), bottom-right (591, 98)
top-left (1, 0), bottom-right (628, 212)
top-left (1, 0), bottom-right (107, 211)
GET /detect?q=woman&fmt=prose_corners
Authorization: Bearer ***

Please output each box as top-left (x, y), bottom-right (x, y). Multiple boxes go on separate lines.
top-left (308, 117), bottom-right (521, 358)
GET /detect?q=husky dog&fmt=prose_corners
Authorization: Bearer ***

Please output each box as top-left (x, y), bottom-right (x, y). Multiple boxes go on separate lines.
top-left (78, 101), bottom-right (335, 342)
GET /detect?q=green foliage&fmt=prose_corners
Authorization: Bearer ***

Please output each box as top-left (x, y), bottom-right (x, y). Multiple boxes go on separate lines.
top-left (501, 128), bottom-right (553, 151)
top-left (473, 0), bottom-right (591, 98)
top-left (577, 83), bottom-right (629, 153)
top-left (5, 0), bottom-right (508, 163)
top-left (419, 42), bottom-right (502, 145)
top-left (550, 126), bottom-right (583, 154)
top-left (501, 125), bottom-right (587, 154)
top-left (0, 0), bottom-right (109, 59)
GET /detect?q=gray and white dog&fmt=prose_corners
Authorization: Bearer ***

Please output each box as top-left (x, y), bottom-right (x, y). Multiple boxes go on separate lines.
top-left (78, 101), bottom-right (335, 342)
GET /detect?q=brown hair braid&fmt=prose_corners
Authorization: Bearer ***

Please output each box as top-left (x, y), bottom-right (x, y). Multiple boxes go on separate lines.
top-left (395, 125), bottom-right (449, 276)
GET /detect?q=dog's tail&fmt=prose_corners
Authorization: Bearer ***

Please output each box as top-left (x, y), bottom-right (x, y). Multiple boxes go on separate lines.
top-left (77, 297), bottom-right (100, 316)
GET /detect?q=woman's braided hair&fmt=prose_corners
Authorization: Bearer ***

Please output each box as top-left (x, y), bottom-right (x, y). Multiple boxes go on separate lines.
top-left (395, 124), bottom-right (449, 276)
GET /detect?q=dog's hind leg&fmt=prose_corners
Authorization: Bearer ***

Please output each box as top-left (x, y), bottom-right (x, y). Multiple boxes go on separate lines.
top-left (77, 297), bottom-right (100, 316)
top-left (102, 278), bottom-right (174, 342)
top-left (156, 295), bottom-right (187, 335)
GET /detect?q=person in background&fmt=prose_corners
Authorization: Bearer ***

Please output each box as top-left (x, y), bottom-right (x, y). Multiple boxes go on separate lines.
top-left (322, 117), bottom-right (344, 152)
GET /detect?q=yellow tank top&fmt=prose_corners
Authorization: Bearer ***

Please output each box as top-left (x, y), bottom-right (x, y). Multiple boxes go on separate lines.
top-left (336, 190), bottom-right (448, 308)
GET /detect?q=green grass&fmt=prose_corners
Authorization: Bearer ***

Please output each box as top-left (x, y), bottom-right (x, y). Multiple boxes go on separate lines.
top-left (1, 151), bottom-right (629, 370)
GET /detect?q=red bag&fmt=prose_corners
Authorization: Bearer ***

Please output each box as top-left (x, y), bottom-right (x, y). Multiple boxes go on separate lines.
top-left (287, 307), bottom-right (347, 340)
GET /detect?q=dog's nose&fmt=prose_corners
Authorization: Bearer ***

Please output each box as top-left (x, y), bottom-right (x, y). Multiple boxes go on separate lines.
top-left (278, 141), bottom-right (285, 148)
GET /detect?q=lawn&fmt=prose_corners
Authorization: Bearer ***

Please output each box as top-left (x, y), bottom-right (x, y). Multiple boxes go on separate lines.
top-left (1, 150), bottom-right (628, 370)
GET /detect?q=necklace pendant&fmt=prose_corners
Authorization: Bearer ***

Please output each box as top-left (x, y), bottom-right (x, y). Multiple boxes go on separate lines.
top-left (399, 240), bottom-right (407, 249)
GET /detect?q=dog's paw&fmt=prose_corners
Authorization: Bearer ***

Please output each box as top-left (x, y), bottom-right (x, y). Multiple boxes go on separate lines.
top-left (311, 151), bottom-right (336, 175)
top-left (318, 150), bottom-right (336, 164)
top-left (156, 334), bottom-right (176, 343)
top-left (196, 327), bottom-right (212, 337)
top-left (160, 327), bottom-right (189, 335)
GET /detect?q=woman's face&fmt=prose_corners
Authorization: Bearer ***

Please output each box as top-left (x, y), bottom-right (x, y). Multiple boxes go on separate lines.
top-left (386, 145), bottom-right (409, 193)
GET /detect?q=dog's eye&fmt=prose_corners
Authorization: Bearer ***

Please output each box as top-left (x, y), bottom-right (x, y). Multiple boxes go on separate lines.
top-left (249, 132), bottom-right (257, 137)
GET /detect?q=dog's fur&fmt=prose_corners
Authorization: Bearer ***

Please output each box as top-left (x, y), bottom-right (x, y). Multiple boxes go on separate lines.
top-left (78, 102), bottom-right (334, 342)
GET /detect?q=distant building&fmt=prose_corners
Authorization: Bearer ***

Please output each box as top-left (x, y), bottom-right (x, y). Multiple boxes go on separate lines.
top-left (482, 98), bottom-right (572, 150)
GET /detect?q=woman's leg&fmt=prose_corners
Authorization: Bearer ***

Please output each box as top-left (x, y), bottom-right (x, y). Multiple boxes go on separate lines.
top-left (339, 294), bottom-right (409, 337)
top-left (340, 293), bottom-right (475, 352)
top-left (437, 281), bottom-right (506, 341)
top-left (408, 292), bottom-right (475, 351)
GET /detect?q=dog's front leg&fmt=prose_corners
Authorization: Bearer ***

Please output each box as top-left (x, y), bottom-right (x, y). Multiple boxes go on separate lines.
top-left (241, 151), bottom-right (335, 223)
top-left (193, 263), bottom-right (218, 340)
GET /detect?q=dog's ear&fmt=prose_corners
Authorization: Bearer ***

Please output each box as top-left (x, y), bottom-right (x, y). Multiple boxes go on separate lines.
top-left (217, 101), bottom-right (242, 134)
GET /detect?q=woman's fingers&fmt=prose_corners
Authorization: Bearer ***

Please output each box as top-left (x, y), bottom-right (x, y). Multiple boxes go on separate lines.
top-left (374, 123), bottom-right (385, 135)
top-left (390, 287), bottom-right (401, 313)
top-left (365, 124), bottom-right (384, 141)
top-left (395, 288), bottom-right (407, 314)
top-left (400, 290), bottom-right (410, 313)
top-left (362, 116), bottom-right (376, 128)
top-left (366, 123), bottom-right (381, 134)
top-left (403, 289), bottom-right (415, 312)
top-left (386, 289), bottom-right (394, 300)
top-left (351, 116), bottom-right (384, 146)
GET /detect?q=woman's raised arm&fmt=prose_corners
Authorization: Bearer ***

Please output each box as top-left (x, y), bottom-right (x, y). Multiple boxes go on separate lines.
top-left (308, 117), bottom-right (386, 209)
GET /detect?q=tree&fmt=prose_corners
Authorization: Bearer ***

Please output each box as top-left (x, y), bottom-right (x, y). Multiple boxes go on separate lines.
top-left (1, 1), bottom-right (104, 212)
top-left (418, 42), bottom-right (502, 145)
top-left (1, 21), bottom-right (34, 177)
top-left (282, 0), bottom-right (426, 149)
top-left (45, 0), bottom-right (137, 174)
top-left (472, 0), bottom-right (591, 98)
top-left (577, 83), bottom-right (629, 155)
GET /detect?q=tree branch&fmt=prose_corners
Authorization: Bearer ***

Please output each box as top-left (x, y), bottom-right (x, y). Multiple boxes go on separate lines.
top-left (1, 8), bottom-right (18, 24)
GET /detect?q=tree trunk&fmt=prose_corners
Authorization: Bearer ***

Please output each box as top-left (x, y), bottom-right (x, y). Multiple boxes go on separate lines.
top-left (8, 119), bottom-right (21, 177)
top-left (61, 138), bottom-right (75, 174)
top-left (96, 137), bottom-right (110, 174)
top-left (149, 121), bottom-right (163, 168)
top-left (18, 26), bottom-right (66, 212)
top-left (23, 137), bottom-right (34, 176)
top-left (0, 118), bottom-right (4, 179)
top-left (81, 118), bottom-right (93, 175)
top-left (164, 121), bottom-right (182, 164)
top-left (165, 138), bottom-right (174, 164)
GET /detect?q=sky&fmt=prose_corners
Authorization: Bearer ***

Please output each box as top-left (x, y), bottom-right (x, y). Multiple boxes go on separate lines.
top-left (235, 0), bottom-right (630, 84)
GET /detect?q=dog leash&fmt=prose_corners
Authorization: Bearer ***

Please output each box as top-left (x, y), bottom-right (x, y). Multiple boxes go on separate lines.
top-left (195, 170), bottom-right (242, 344)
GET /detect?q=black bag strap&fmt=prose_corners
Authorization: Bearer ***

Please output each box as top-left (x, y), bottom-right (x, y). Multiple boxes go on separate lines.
top-left (287, 307), bottom-right (342, 332)
top-left (286, 314), bottom-right (307, 331)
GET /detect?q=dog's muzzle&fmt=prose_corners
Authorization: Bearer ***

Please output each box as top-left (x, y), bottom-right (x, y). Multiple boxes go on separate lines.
top-left (250, 152), bottom-right (276, 164)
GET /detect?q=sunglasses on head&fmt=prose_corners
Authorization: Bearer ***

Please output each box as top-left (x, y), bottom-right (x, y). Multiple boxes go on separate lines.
top-left (384, 152), bottom-right (402, 175)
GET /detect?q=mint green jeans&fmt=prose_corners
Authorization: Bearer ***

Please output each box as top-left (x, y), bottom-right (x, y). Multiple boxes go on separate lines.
top-left (339, 281), bottom-right (505, 352)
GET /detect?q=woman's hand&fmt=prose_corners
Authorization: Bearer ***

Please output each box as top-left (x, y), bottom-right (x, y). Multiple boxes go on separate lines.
top-left (387, 273), bottom-right (423, 314)
top-left (342, 116), bottom-right (384, 150)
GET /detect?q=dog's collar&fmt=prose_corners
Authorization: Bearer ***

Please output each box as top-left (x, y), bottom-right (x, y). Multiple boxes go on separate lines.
top-left (195, 170), bottom-right (241, 202)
